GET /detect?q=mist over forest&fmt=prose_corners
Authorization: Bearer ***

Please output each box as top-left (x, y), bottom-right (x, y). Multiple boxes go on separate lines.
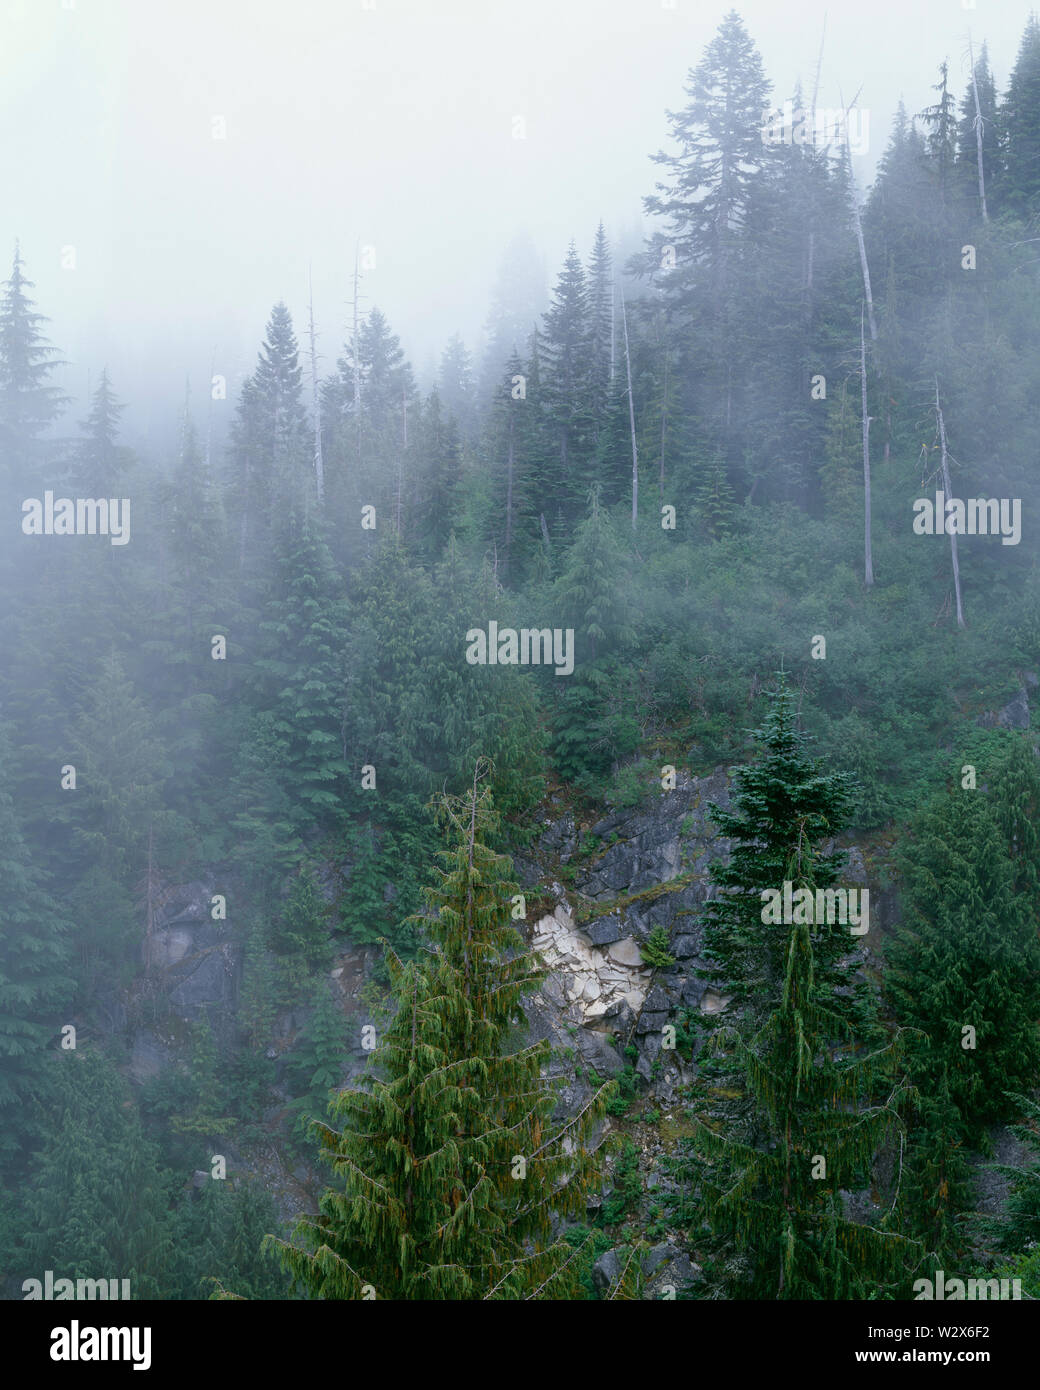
top-left (3, 0), bottom-right (1040, 1341)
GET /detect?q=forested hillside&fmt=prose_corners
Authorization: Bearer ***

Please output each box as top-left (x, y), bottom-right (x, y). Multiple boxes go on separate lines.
top-left (2, 8), bottom-right (1040, 1310)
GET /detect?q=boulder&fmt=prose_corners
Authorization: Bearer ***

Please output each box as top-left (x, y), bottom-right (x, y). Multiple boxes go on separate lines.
top-left (608, 938), bottom-right (644, 968)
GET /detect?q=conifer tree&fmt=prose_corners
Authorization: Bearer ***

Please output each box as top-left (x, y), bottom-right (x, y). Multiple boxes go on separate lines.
top-left (678, 678), bottom-right (914, 1298)
top-left (286, 978), bottom-right (347, 1138)
top-left (228, 301), bottom-right (311, 566)
top-left (0, 720), bottom-right (72, 1164)
top-left (539, 242), bottom-right (594, 523)
top-left (1000, 15), bottom-right (1040, 220)
top-left (989, 736), bottom-right (1040, 901)
top-left (69, 368), bottom-right (130, 494)
top-left (0, 243), bottom-right (67, 448)
top-left (586, 222), bottom-right (614, 439)
top-left (267, 766), bottom-right (606, 1299)
top-left (641, 10), bottom-right (773, 299)
top-left (898, 1068), bottom-right (972, 1273)
top-left (885, 785), bottom-right (1040, 1141)
top-left (16, 1050), bottom-right (175, 1299)
top-left (437, 332), bottom-right (476, 437)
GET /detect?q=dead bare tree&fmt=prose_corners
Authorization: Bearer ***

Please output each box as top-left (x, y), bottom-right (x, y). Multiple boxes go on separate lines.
top-left (620, 281), bottom-right (638, 529)
top-left (967, 34), bottom-right (990, 224)
top-left (861, 305), bottom-right (874, 587)
top-left (933, 378), bottom-right (966, 628)
top-left (307, 264), bottom-right (324, 503)
top-left (841, 88), bottom-right (877, 342)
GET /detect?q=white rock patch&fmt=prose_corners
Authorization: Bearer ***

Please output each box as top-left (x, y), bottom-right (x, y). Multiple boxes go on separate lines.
top-left (531, 903), bottom-right (652, 1023)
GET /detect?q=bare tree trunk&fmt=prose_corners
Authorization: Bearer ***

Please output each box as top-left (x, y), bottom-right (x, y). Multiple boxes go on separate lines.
top-left (307, 266), bottom-right (324, 503)
top-left (935, 379), bottom-right (965, 628)
top-left (504, 410), bottom-right (514, 565)
top-left (620, 284), bottom-right (638, 529)
top-left (659, 337), bottom-right (668, 490)
top-left (806, 19), bottom-right (826, 294)
top-left (968, 36), bottom-right (990, 224)
top-left (609, 277), bottom-right (616, 383)
top-left (144, 821), bottom-right (155, 975)
top-left (352, 241), bottom-right (363, 470)
top-left (861, 305), bottom-right (874, 587)
top-left (843, 99), bottom-right (877, 342)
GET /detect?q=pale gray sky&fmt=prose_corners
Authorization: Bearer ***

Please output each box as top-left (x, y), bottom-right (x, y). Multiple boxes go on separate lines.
top-left (3, 0), bottom-right (1031, 450)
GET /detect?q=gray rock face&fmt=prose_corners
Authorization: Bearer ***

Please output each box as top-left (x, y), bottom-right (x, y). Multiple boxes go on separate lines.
top-left (129, 1031), bottom-right (170, 1083)
top-left (592, 1248), bottom-right (625, 1293)
top-left (977, 687), bottom-right (1031, 730)
top-left (167, 942), bottom-right (238, 1022)
top-left (588, 915), bottom-right (624, 946)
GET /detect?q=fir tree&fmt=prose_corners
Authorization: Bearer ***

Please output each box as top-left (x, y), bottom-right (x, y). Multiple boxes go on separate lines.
top-left (885, 784), bottom-right (1040, 1141)
top-left (0, 720), bottom-right (72, 1163)
top-left (641, 10), bottom-right (773, 299)
top-left (0, 243), bottom-right (67, 448)
top-left (1000, 15), bottom-right (1040, 220)
top-left (69, 368), bottom-right (130, 494)
top-left (228, 301), bottom-right (311, 566)
top-left (267, 767), bottom-right (607, 1299)
top-left (678, 678), bottom-right (914, 1298)
top-left (437, 332), bottom-right (476, 437)
top-left (539, 242), bottom-right (594, 525)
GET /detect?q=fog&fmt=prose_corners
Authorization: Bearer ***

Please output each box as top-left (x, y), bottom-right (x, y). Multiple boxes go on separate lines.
top-left (3, 0), bottom-right (1028, 449)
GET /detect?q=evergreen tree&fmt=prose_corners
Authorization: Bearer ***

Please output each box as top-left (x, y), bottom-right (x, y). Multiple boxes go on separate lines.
top-left (0, 720), bottom-right (72, 1164)
top-left (989, 736), bottom-right (1040, 904)
top-left (677, 678), bottom-right (913, 1298)
top-left (0, 243), bottom-right (67, 449)
top-left (539, 242), bottom-right (594, 525)
top-left (919, 60), bottom-right (959, 214)
top-left (271, 859), bottom-right (333, 970)
top-left (437, 332), bottom-right (476, 438)
top-left (640, 9), bottom-right (773, 298)
top-left (266, 769), bottom-right (606, 1299)
top-left (885, 785), bottom-right (1040, 1141)
top-left (1000, 15), bottom-right (1040, 220)
top-left (236, 513), bottom-right (349, 859)
top-left (586, 222), bottom-right (614, 440)
top-left (228, 302), bottom-right (311, 566)
top-left (13, 1050), bottom-right (176, 1299)
top-left (286, 978), bottom-right (347, 1139)
top-left (983, 1091), bottom-right (1040, 1256)
top-left (898, 1068), bottom-right (972, 1272)
top-left (69, 368), bottom-right (131, 494)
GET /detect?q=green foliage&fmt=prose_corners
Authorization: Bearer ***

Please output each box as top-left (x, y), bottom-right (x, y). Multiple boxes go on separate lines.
top-left (885, 783), bottom-right (1040, 1142)
top-left (640, 925), bottom-right (675, 970)
top-left (267, 770), bottom-right (607, 1299)
top-left (601, 1138), bottom-right (642, 1225)
top-left (678, 679), bottom-right (916, 1299)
